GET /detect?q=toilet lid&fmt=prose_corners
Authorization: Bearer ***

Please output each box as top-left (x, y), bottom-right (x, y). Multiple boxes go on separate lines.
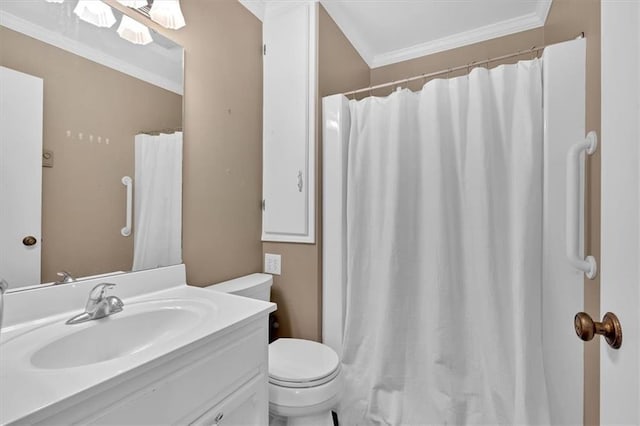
top-left (269, 339), bottom-right (340, 387)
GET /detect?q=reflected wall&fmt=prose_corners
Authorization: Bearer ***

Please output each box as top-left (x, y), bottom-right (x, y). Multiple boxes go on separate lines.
top-left (0, 26), bottom-right (182, 285)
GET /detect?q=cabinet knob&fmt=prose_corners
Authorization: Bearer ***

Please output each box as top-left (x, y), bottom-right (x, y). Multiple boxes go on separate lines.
top-left (297, 170), bottom-right (303, 192)
top-left (213, 412), bottom-right (224, 424)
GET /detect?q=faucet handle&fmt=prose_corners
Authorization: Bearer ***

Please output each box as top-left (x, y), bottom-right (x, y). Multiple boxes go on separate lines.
top-left (56, 271), bottom-right (75, 284)
top-left (88, 283), bottom-right (116, 301)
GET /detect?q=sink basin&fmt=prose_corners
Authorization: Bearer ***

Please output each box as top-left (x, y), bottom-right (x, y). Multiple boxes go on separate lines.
top-left (3, 298), bottom-right (215, 370)
top-left (32, 306), bottom-right (199, 369)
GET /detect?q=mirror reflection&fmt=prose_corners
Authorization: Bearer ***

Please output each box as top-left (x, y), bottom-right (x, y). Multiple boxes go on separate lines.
top-left (0, 1), bottom-right (184, 290)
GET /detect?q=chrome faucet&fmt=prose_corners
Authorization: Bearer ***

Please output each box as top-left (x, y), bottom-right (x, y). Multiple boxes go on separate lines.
top-left (66, 283), bottom-right (124, 325)
top-left (0, 278), bottom-right (8, 331)
top-left (55, 271), bottom-right (75, 284)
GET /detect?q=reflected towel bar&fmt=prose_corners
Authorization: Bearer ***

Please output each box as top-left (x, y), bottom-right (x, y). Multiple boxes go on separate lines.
top-left (121, 176), bottom-right (132, 237)
top-left (566, 131), bottom-right (597, 279)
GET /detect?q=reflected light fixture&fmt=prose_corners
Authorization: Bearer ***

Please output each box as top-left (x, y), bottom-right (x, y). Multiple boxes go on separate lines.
top-left (73, 0), bottom-right (116, 28)
top-left (45, 0), bottom-right (65, 3)
top-left (149, 0), bottom-right (185, 30)
top-left (116, 0), bottom-right (148, 7)
top-left (117, 15), bottom-right (153, 45)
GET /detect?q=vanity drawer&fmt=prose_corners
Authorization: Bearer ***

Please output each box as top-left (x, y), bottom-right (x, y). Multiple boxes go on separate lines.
top-left (190, 373), bottom-right (267, 426)
top-left (86, 322), bottom-right (268, 425)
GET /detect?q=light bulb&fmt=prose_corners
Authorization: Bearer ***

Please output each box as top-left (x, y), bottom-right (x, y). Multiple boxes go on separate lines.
top-left (117, 0), bottom-right (148, 8)
top-left (117, 15), bottom-right (153, 45)
top-left (73, 0), bottom-right (116, 28)
top-left (149, 0), bottom-right (185, 30)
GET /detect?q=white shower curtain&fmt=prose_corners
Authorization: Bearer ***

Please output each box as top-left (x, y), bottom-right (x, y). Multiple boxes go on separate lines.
top-left (132, 132), bottom-right (182, 271)
top-left (339, 59), bottom-right (550, 425)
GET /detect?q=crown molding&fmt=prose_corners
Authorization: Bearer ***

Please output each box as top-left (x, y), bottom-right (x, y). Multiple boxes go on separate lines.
top-left (369, 11), bottom-right (547, 69)
top-left (537, 0), bottom-right (553, 24)
top-left (0, 11), bottom-right (182, 94)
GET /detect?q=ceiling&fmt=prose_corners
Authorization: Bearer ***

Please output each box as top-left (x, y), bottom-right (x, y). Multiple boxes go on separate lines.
top-left (239, 0), bottom-right (552, 69)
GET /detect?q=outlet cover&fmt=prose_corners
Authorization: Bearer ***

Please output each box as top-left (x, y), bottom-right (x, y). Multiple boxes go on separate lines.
top-left (265, 253), bottom-right (282, 275)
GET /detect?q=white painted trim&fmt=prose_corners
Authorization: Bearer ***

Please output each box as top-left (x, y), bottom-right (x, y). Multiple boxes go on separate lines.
top-left (537, 0), bottom-right (553, 24)
top-left (370, 12), bottom-right (546, 68)
top-left (0, 11), bottom-right (183, 95)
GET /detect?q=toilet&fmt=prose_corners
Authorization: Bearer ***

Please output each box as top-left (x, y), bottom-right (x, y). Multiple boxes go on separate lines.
top-left (207, 274), bottom-right (341, 426)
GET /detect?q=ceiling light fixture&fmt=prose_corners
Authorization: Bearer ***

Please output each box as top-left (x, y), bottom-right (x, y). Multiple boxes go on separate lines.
top-left (117, 15), bottom-right (153, 45)
top-left (73, 0), bottom-right (116, 28)
top-left (149, 0), bottom-right (185, 30)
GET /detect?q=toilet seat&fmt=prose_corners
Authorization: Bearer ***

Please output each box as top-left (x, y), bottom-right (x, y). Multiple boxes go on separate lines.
top-left (269, 338), bottom-right (340, 388)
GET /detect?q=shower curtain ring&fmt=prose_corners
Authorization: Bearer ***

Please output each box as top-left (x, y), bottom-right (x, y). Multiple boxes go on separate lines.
top-left (531, 46), bottom-right (537, 60)
top-left (468, 60), bottom-right (477, 75)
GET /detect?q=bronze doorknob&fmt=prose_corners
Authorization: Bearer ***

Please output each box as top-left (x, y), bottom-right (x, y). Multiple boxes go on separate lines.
top-left (574, 311), bottom-right (622, 349)
top-left (22, 236), bottom-right (37, 246)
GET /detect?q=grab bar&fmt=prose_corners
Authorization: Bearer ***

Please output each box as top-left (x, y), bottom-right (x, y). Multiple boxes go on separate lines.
top-left (0, 278), bottom-right (8, 331)
top-left (121, 176), bottom-right (132, 237)
top-left (566, 131), bottom-right (597, 279)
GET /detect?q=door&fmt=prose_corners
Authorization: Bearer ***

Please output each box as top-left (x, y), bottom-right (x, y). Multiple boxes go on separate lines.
top-left (0, 66), bottom-right (43, 288)
top-left (601, 2), bottom-right (640, 424)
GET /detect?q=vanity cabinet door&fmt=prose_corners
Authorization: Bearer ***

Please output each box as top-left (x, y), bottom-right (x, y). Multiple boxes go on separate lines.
top-left (262, 2), bottom-right (316, 243)
top-left (78, 322), bottom-right (268, 426)
top-left (190, 374), bottom-right (267, 426)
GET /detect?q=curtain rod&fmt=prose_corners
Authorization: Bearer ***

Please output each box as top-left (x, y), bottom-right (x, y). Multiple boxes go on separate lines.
top-left (342, 33), bottom-right (585, 97)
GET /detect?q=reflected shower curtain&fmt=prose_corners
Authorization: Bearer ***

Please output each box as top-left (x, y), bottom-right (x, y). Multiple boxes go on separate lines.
top-left (132, 132), bottom-right (182, 271)
top-left (339, 59), bottom-right (550, 425)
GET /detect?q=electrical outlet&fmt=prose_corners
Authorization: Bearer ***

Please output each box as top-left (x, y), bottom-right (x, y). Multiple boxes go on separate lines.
top-left (264, 253), bottom-right (282, 275)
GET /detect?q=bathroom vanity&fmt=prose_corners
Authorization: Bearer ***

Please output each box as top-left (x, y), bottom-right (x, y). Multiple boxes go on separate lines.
top-left (0, 265), bottom-right (276, 425)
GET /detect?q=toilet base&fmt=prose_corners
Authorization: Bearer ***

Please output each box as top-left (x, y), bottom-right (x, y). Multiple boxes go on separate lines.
top-left (269, 410), bottom-right (333, 426)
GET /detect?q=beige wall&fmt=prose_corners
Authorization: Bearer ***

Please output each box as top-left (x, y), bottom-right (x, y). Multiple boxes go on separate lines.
top-left (100, 2), bottom-right (601, 421)
top-left (0, 26), bottom-right (182, 284)
top-left (263, 5), bottom-right (370, 341)
top-left (105, 0), bottom-right (266, 286)
top-left (171, 0), bottom-right (264, 285)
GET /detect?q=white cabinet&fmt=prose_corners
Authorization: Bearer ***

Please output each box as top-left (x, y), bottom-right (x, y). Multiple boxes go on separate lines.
top-left (262, 2), bottom-right (317, 243)
top-left (20, 319), bottom-right (270, 426)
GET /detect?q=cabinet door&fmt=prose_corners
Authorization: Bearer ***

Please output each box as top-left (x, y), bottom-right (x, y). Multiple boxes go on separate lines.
top-left (262, 2), bottom-right (316, 243)
top-left (190, 374), bottom-right (267, 426)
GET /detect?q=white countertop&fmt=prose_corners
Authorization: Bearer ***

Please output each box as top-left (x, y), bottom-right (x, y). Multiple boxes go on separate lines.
top-left (0, 265), bottom-right (275, 425)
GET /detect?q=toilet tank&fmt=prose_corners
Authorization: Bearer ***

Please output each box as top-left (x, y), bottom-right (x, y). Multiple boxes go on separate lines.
top-left (206, 273), bottom-right (272, 302)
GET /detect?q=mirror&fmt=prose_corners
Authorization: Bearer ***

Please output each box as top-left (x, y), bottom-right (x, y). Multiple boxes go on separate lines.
top-left (0, 1), bottom-right (183, 291)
